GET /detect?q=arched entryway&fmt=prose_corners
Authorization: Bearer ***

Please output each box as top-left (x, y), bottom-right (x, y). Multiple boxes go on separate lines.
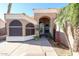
top-left (39, 16), bottom-right (50, 37)
top-left (25, 23), bottom-right (35, 36)
top-left (9, 20), bottom-right (22, 36)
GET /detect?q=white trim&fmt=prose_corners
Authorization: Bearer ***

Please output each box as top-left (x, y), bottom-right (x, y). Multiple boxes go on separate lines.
top-left (6, 35), bottom-right (35, 41)
top-left (9, 26), bottom-right (22, 28)
top-left (26, 27), bottom-right (35, 29)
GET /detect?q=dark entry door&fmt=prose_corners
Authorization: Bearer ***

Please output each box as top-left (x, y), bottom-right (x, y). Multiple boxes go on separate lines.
top-left (44, 24), bottom-right (49, 35)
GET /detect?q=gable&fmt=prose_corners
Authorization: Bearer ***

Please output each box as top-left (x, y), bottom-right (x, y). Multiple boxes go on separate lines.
top-left (4, 14), bottom-right (38, 25)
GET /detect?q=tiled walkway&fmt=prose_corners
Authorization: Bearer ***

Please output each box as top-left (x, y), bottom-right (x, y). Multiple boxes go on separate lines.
top-left (0, 37), bottom-right (57, 56)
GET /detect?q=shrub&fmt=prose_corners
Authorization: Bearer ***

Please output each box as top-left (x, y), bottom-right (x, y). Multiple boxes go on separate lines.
top-left (34, 35), bottom-right (40, 40)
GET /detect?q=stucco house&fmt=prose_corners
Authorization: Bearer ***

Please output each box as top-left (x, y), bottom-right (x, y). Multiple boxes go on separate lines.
top-left (4, 8), bottom-right (70, 48)
top-left (4, 9), bottom-right (60, 41)
top-left (4, 9), bottom-right (69, 47)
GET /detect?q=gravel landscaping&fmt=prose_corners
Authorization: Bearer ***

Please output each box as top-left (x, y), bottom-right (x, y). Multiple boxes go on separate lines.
top-left (48, 38), bottom-right (72, 56)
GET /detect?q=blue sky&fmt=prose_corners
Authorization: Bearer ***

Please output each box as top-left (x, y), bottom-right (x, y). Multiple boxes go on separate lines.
top-left (0, 3), bottom-right (68, 16)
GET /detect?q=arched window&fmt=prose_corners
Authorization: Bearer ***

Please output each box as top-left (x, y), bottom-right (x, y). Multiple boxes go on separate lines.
top-left (9, 20), bottom-right (22, 36)
top-left (26, 23), bottom-right (35, 36)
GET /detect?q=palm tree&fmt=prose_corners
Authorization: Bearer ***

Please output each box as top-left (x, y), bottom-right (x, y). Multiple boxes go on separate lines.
top-left (55, 3), bottom-right (79, 53)
top-left (7, 3), bottom-right (12, 14)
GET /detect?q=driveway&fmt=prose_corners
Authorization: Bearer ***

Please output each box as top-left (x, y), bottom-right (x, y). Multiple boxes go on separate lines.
top-left (0, 37), bottom-right (57, 56)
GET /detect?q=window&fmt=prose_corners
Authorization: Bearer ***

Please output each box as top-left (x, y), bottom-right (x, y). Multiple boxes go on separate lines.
top-left (26, 23), bottom-right (35, 36)
top-left (9, 20), bottom-right (22, 36)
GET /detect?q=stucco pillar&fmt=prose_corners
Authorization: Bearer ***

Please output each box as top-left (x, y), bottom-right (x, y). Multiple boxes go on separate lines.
top-left (7, 23), bottom-right (9, 36)
top-left (7, 26), bottom-right (9, 36)
top-left (50, 18), bottom-right (53, 36)
top-left (35, 24), bottom-right (39, 36)
top-left (22, 24), bottom-right (25, 36)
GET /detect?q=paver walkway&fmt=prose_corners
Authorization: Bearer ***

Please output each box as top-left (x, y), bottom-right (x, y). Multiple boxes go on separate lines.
top-left (0, 37), bottom-right (57, 56)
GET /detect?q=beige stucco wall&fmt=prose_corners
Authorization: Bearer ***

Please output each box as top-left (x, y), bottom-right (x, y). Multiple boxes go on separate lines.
top-left (0, 19), bottom-right (5, 28)
top-left (0, 19), bottom-right (6, 36)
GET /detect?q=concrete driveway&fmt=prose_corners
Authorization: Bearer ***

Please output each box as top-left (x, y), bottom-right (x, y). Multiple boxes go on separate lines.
top-left (0, 37), bottom-right (57, 56)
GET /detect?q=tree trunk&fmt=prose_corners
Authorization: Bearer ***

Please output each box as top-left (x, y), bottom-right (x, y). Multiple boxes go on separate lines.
top-left (71, 25), bottom-right (75, 39)
top-left (73, 27), bottom-right (79, 52)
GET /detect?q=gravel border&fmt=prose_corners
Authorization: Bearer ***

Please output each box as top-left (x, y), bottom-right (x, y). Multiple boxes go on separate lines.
top-left (47, 38), bottom-right (72, 56)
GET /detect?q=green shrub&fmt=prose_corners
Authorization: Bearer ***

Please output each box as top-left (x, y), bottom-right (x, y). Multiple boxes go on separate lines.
top-left (34, 35), bottom-right (40, 40)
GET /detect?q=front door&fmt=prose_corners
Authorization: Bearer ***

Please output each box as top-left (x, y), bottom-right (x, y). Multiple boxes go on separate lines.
top-left (39, 23), bottom-right (49, 36)
top-left (44, 23), bottom-right (49, 35)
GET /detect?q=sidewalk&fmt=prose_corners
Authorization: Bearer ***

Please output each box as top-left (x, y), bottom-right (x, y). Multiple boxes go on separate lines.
top-left (0, 37), bottom-right (57, 56)
top-left (73, 52), bottom-right (79, 56)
